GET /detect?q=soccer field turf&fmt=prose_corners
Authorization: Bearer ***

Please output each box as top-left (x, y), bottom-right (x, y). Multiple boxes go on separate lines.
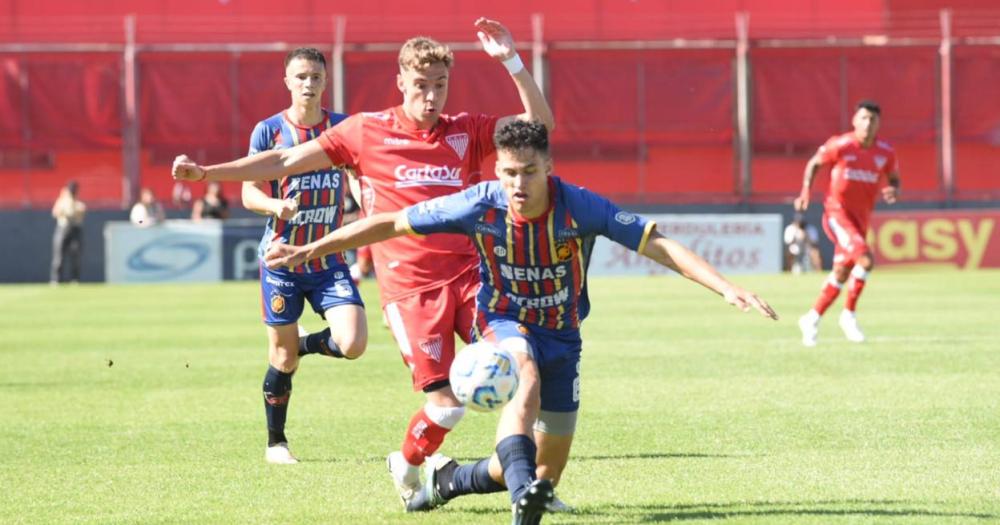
top-left (2, 269), bottom-right (999, 524)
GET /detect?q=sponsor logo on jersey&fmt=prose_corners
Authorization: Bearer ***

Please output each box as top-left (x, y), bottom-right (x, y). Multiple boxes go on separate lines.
top-left (844, 154), bottom-right (857, 162)
top-left (843, 168), bottom-right (880, 183)
top-left (494, 245), bottom-right (508, 258)
top-left (445, 133), bottom-right (469, 159)
top-left (294, 172), bottom-right (341, 190)
top-left (475, 222), bottom-right (502, 237)
top-left (874, 155), bottom-right (887, 169)
top-left (270, 294), bottom-right (286, 314)
top-left (499, 262), bottom-right (569, 282)
top-left (504, 287), bottom-right (572, 309)
top-left (288, 205), bottom-right (340, 225)
top-left (555, 243), bottom-right (573, 262)
top-left (362, 111), bottom-right (391, 120)
top-left (384, 137), bottom-right (410, 146)
top-left (418, 336), bottom-right (444, 362)
top-left (555, 228), bottom-right (579, 241)
top-left (615, 211), bottom-right (637, 225)
top-left (394, 164), bottom-right (463, 188)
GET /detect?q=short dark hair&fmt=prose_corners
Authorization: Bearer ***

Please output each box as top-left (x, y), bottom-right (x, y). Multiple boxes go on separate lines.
top-left (284, 47), bottom-right (327, 69)
top-left (856, 99), bottom-right (881, 116)
top-left (494, 120), bottom-right (549, 155)
top-left (66, 180), bottom-right (79, 196)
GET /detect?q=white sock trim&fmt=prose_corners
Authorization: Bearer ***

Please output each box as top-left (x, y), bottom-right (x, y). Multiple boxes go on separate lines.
top-left (423, 403), bottom-right (466, 429)
top-left (825, 274), bottom-right (844, 289)
top-left (850, 265), bottom-right (869, 281)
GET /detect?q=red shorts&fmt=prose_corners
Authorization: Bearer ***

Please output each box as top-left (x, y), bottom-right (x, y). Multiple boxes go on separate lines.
top-left (822, 210), bottom-right (870, 267)
top-left (382, 267), bottom-right (479, 391)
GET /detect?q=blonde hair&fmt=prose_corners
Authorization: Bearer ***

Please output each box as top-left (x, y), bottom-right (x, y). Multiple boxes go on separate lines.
top-left (398, 36), bottom-right (454, 72)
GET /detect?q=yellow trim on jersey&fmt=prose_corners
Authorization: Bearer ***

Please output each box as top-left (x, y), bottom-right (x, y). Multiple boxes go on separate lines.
top-left (505, 214), bottom-right (515, 265)
top-left (488, 288), bottom-right (501, 310)
top-left (555, 304), bottom-right (565, 330)
top-left (571, 218), bottom-right (586, 286)
top-left (399, 214), bottom-right (424, 237)
top-left (474, 232), bottom-right (495, 287)
top-left (526, 222), bottom-right (541, 295)
top-left (636, 220), bottom-right (657, 255)
top-left (547, 213), bottom-right (561, 291)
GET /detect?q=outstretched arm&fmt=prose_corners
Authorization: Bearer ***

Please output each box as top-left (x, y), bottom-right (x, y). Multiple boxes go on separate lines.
top-left (476, 18), bottom-right (555, 131)
top-left (264, 211), bottom-right (411, 269)
top-left (172, 140), bottom-right (330, 183)
top-left (642, 230), bottom-right (778, 320)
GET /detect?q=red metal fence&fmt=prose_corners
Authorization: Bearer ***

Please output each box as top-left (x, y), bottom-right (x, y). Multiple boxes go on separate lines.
top-left (2, 8), bottom-right (999, 208)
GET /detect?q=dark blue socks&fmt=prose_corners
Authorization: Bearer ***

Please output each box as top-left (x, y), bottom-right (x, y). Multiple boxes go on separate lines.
top-left (263, 365), bottom-right (293, 446)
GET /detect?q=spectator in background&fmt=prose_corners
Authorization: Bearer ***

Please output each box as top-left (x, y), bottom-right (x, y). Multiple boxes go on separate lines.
top-left (130, 188), bottom-right (166, 227)
top-left (192, 181), bottom-right (230, 220)
top-left (784, 213), bottom-right (821, 274)
top-left (172, 180), bottom-right (193, 209)
top-left (50, 180), bottom-right (86, 284)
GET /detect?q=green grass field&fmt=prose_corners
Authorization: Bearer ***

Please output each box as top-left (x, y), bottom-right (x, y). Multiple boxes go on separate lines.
top-left (2, 269), bottom-right (999, 524)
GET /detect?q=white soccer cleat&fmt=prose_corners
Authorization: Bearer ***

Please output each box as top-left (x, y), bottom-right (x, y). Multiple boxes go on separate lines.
top-left (265, 442), bottom-right (299, 464)
top-left (839, 310), bottom-right (865, 343)
top-left (798, 313), bottom-right (819, 347)
top-left (386, 451), bottom-right (422, 507)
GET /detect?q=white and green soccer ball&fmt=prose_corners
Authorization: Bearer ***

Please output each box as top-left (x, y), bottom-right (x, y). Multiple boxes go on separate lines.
top-left (449, 341), bottom-right (520, 412)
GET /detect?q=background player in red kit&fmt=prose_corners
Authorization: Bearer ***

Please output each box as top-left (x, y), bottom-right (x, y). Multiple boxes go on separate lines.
top-left (794, 100), bottom-right (901, 346)
top-left (172, 18), bottom-right (554, 507)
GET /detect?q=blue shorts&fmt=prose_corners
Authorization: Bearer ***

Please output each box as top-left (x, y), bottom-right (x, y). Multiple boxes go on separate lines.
top-left (260, 264), bottom-right (364, 326)
top-left (476, 314), bottom-right (581, 413)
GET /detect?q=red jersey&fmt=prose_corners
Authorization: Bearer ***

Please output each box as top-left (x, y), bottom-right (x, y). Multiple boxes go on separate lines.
top-left (818, 132), bottom-right (898, 226)
top-left (317, 106), bottom-right (499, 304)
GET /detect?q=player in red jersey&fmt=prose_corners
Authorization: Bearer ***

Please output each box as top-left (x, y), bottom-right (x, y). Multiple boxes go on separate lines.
top-left (793, 100), bottom-right (900, 346)
top-left (172, 18), bottom-right (554, 508)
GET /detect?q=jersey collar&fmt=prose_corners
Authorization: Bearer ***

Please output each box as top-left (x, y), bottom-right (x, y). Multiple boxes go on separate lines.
top-left (392, 106), bottom-right (445, 140)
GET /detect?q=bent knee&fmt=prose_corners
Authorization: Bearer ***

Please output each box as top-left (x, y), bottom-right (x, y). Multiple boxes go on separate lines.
top-left (335, 335), bottom-right (367, 359)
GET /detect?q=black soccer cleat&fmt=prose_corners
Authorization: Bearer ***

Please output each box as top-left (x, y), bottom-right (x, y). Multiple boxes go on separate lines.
top-left (511, 478), bottom-right (555, 525)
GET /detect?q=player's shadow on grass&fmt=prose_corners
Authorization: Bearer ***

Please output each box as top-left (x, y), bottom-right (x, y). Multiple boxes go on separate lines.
top-left (626, 500), bottom-right (997, 522)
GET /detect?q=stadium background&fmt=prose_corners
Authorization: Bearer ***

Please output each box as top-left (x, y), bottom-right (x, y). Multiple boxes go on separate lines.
top-left (2, 0), bottom-right (999, 281)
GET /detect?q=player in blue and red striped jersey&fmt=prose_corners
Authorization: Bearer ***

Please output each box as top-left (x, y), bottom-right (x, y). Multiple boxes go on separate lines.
top-left (177, 48), bottom-right (367, 465)
top-left (263, 120), bottom-right (778, 523)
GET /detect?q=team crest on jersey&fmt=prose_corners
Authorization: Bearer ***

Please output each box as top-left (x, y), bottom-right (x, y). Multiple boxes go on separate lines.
top-left (874, 155), bottom-right (887, 169)
top-left (270, 294), bottom-right (286, 314)
top-left (418, 336), bottom-right (444, 362)
top-left (445, 133), bottom-right (469, 159)
top-left (555, 242), bottom-right (573, 262)
top-left (494, 245), bottom-right (508, 258)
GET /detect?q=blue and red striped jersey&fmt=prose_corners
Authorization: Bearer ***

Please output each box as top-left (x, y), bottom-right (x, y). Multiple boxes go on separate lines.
top-left (248, 109), bottom-right (349, 273)
top-left (405, 177), bottom-right (656, 332)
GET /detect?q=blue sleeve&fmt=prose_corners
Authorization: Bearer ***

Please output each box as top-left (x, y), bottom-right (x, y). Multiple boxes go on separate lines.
top-left (404, 185), bottom-right (486, 236)
top-left (248, 121), bottom-right (272, 156)
top-left (570, 186), bottom-right (655, 253)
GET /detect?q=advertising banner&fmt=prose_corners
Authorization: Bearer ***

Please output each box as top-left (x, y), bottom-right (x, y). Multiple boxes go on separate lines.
top-left (105, 221), bottom-right (223, 283)
top-left (868, 210), bottom-right (1000, 269)
top-left (589, 214), bottom-right (783, 276)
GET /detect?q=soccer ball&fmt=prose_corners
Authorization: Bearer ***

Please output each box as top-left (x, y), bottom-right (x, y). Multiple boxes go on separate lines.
top-left (449, 341), bottom-right (519, 412)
